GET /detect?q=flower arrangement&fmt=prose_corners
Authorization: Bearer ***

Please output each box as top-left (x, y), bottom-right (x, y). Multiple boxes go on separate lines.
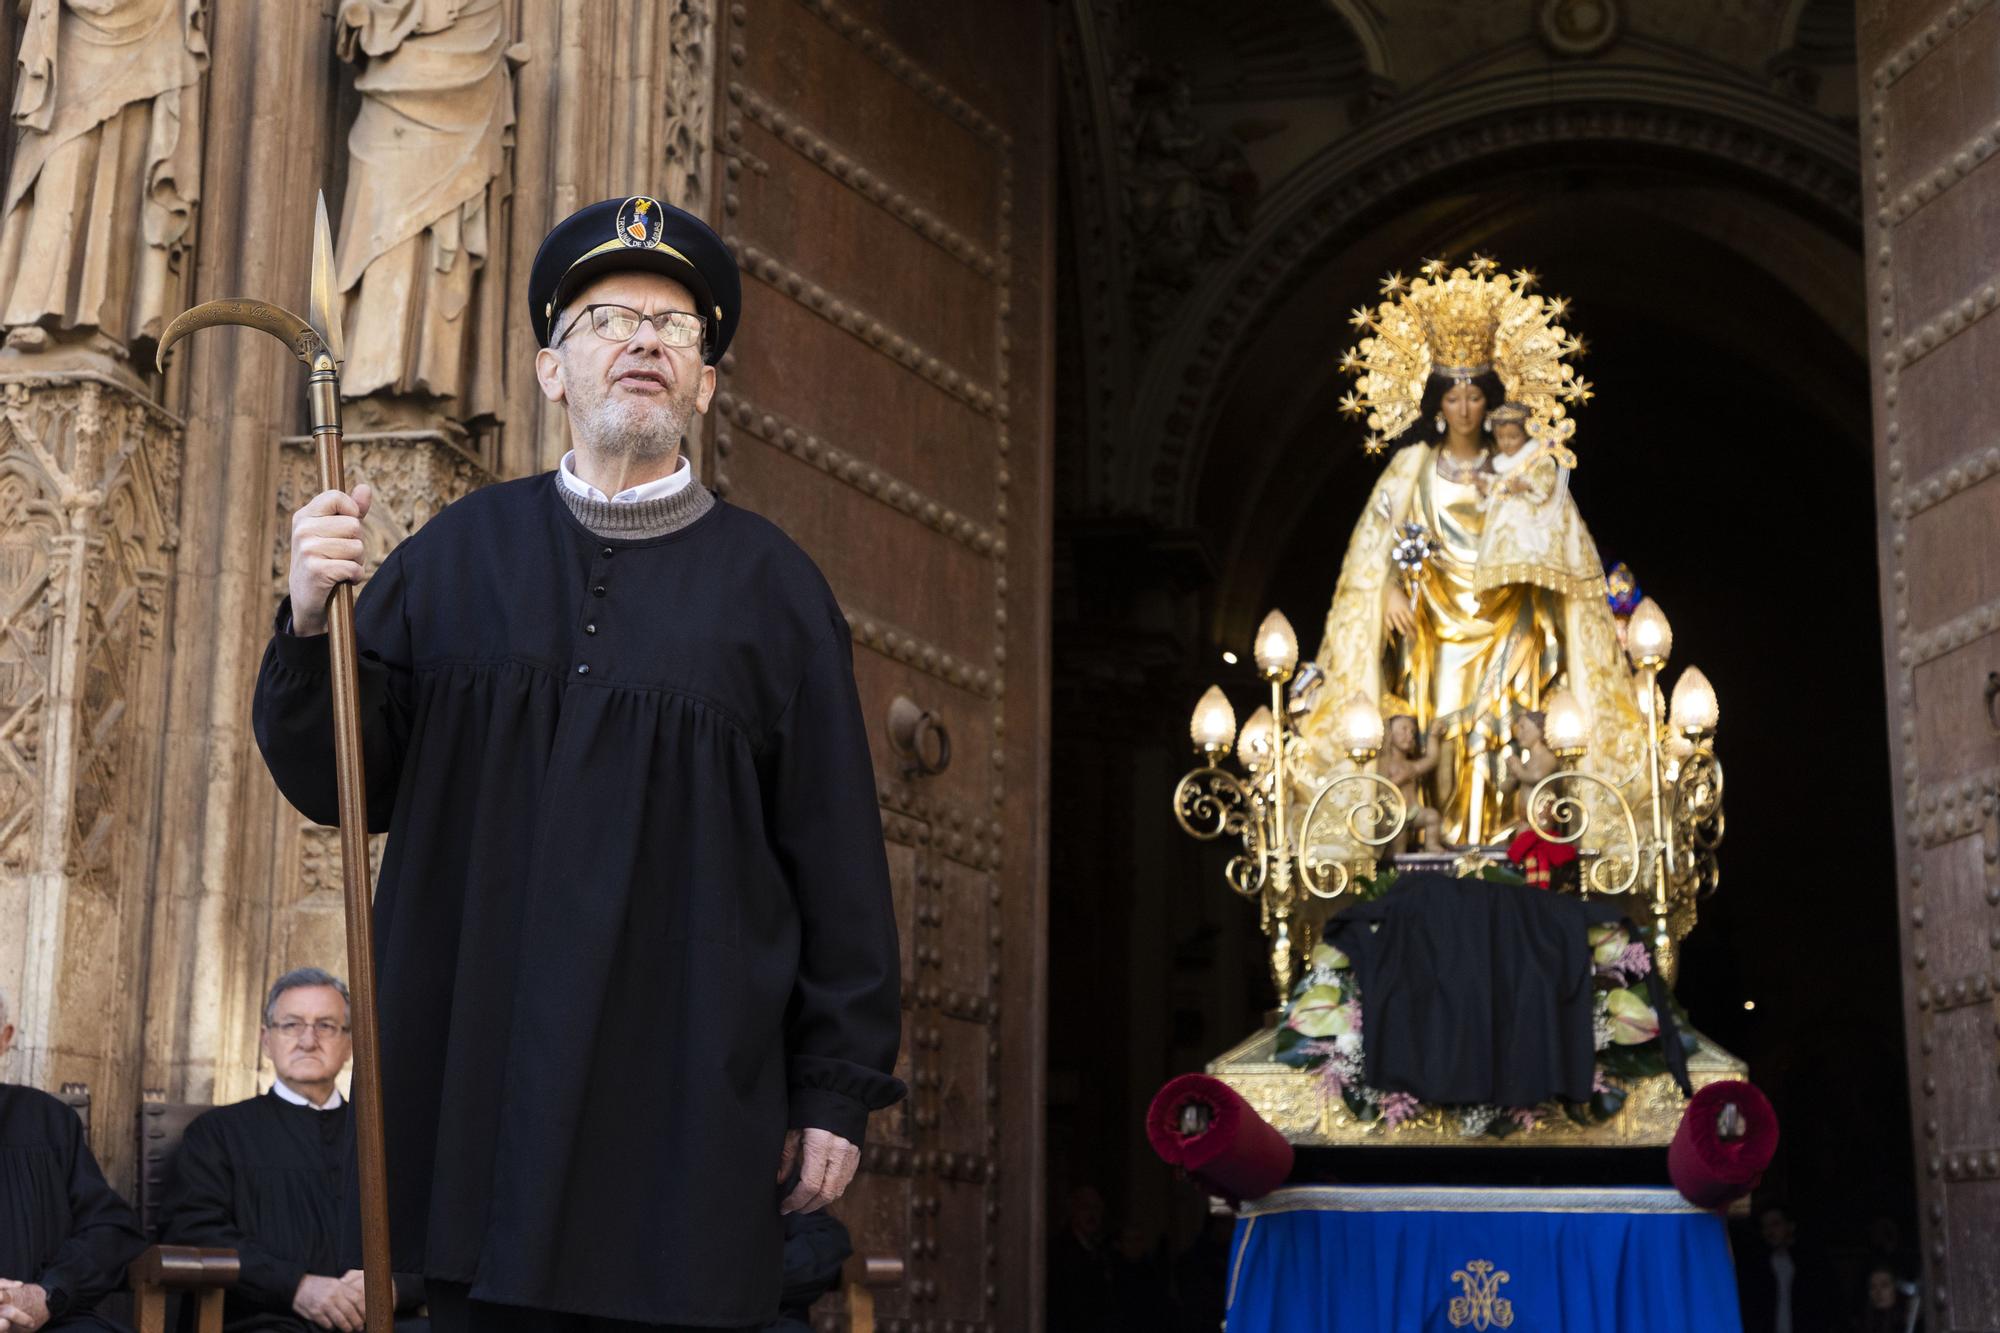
top-left (1272, 875), bottom-right (1694, 1139)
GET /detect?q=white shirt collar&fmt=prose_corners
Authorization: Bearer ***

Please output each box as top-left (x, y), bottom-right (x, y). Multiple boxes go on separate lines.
top-left (272, 1077), bottom-right (345, 1111)
top-left (558, 451), bottom-right (691, 505)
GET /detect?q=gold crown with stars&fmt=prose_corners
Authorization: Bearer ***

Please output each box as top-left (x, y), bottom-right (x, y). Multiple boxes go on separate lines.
top-left (1336, 254), bottom-right (1595, 458)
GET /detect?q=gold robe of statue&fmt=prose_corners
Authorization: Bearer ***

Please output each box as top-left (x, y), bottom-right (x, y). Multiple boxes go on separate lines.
top-left (1302, 441), bottom-right (1649, 846)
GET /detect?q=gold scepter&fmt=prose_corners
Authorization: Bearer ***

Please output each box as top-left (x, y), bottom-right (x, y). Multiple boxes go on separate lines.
top-left (157, 193), bottom-right (394, 1333)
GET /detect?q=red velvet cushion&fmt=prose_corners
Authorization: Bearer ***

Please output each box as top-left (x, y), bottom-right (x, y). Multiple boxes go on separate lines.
top-left (1145, 1073), bottom-right (1294, 1206)
top-left (1669, 1079), bottom-right (1779, 1210)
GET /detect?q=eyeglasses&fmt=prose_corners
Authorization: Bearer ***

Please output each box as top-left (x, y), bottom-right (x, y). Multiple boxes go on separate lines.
top-left (267, 1019), bottom-right (350, 1040)
top-left (555, 304), bottom-right (706, 350)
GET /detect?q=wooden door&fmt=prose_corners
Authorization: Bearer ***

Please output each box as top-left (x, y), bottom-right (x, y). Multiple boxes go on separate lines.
top-left (1858, 2), bottom-right (2000, 1327)
top-left (708, 3), bottom-right (1051, 1329)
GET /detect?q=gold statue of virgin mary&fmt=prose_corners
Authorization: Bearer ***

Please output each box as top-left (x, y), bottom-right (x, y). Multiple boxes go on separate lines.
top-left (1297, 258), bottom-right (1650, 846)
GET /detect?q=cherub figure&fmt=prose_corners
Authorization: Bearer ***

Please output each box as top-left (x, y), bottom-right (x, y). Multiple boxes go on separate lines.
top-left (1376, 712), bottom-right (1447, 852)
top-left (1501, 710), bottom-right (1560, 826)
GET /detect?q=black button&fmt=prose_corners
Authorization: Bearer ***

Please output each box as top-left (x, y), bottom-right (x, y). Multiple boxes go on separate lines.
top-left (584, 623), bottom-right (598, 635)
top-left (593, 584), bottom-right (607, 597)
top-left (601, 546), bottom-right (615, 559)
top-left (576, 664), bottom-right (590, 676)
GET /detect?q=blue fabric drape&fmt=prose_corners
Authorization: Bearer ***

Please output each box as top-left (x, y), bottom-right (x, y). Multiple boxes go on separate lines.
top-left (1225, 1186), bottom-right (1741, 1332)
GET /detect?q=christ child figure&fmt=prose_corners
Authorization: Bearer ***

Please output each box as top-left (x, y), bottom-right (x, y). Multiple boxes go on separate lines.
top-left (1376, 712), bottom-right (1447, 852)
top-left (1502, 710), bottom-right (1560, 826)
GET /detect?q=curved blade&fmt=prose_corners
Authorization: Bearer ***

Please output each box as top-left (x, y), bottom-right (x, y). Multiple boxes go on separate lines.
top-left (155, 298), bottom-right (324, 372)
top-left (312, 190), bottom-right (346, 366)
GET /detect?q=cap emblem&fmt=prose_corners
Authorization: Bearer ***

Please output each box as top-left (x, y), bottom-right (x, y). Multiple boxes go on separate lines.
top-left (617, 196), bottom-right (663, 248)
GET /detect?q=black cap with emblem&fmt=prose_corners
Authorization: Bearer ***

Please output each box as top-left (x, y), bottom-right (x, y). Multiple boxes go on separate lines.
top-left (527, 195), bottom-right (741, 362)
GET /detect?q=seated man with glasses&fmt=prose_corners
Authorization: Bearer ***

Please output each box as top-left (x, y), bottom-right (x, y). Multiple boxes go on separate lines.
top-left (160, 970), bottom-right (425, 1333)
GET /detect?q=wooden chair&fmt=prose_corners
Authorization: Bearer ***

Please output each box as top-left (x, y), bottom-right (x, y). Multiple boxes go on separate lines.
top-left (131, 1093), bottom-right (239, 1333)
top-left (53, 1084), bottom-right (240, 1333)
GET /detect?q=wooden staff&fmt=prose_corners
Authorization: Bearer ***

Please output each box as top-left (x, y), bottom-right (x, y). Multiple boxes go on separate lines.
top-left (157, 193), bottom-right (394, 1333)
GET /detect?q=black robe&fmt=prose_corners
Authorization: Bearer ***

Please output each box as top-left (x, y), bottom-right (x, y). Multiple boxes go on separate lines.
top-left (0, 1084), bottom-right (145, 1333)
top-left (1326, 873), bottom-right (1690, 1105)
top-left (251, 479), bottom-right (905, 1327)
top-left (159, 1091), bottom-right (425, 1333)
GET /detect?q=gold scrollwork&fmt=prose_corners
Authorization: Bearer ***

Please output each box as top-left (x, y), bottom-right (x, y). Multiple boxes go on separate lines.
top-left (1298, 770), bottom-right (1407, 900)
top-left (1672, 746), bottom-right (1724, 900)
top-left (1447, 1259), bottom-right (1515, 1330)
top-left (1172, 767), bottom-right (1270, 897)
top-left (1173, 767), bottom-right (1251, 841)
top-left (1524, 769), bottom-right (1640, 895)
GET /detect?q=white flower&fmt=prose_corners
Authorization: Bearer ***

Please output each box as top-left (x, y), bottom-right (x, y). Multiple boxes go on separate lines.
top-left (1455, 1105), bottom-right (1498, 1137)
top-left (1334, 1032), bottom-right (1363, 1058)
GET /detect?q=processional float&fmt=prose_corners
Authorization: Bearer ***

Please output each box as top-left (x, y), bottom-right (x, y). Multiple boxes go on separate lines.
top-left (1155, 258), bottom-right (1766, 1332)
top-left (1171, 257), bottom-right (1740, 1150)
top-left (157, 197), bottom-right (395, 1333)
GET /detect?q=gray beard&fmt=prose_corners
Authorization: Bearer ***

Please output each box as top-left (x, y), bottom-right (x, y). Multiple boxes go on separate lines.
top-left (568, 376), bottom-right (698, 459)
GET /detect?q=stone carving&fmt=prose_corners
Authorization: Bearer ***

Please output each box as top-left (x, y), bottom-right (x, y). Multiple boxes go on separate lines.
top-left (270, 432), bottom-right (494, 592)
top-left (662, 0), bottom-right (712, 212)
top-left (0, 373), bottom-right (182, 1090)
top-left (333, 0), bottom-right (524, 421)
top-left (1115, 64), bottom-right (1257, 336)
top-left (0, 0), bottom-right (207, 357)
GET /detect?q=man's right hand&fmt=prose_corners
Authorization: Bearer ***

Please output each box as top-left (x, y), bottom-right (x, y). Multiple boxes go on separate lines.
top-left (293, 1274), bottom-right (364, 1332)
top-left (287, 485), bottom-right (374, 638)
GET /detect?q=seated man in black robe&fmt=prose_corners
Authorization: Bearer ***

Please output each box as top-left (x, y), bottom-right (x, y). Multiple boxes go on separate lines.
top-left (0, 985), bottom-right (146, 1333)
top-left (159, 970), bottom-right (423, 1333)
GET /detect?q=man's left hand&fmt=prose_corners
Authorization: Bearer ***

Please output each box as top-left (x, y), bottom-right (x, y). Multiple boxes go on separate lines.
top-left (337, 1270), bottom-right (401, 1310)
top-left (776, 1127), bottom-right (860, 1215)
top-left (0, 1280), bottom-right (52, 1332)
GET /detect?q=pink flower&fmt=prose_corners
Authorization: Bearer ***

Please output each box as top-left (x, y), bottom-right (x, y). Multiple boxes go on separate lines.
top-left (1509, 1106), bottom-right (1541, 1130)
top-left (1343, 999), bottom-right (1364, 1033)
top-left (1316, 1060), bottom-right (1350, 1106)
top-left (1617, 942), bottom-right (1652, 979)
top-left (1381, 1092), bottom-right (1421, 1127)
top-left (1592, 1068), bottom-right (1616, 1095)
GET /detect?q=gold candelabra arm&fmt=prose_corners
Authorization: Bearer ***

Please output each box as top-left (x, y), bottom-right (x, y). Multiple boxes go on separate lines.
top-left (1172, 765), bottom-right (1270, 897)
top-left (1672, 744), bottom-right (1725, 900)
top-left (1173, 765), bottom-right (1253, 841)
top-left (1297, 769), bottom-right (1408, 900)
top-left (1523, 769), bottom-right (1643, 896)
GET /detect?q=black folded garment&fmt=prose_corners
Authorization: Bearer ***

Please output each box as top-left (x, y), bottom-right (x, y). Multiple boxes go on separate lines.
top-left (1325, 872), bottom-right (1691, 1107)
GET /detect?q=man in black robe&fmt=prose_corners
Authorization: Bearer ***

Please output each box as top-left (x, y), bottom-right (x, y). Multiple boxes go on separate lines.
top-left (0, 986), bottom-right (146, 1333)
top-left (159, 970), bottom-right (424, 1333)
top-left (252, 196), bottom-right (905, 1332)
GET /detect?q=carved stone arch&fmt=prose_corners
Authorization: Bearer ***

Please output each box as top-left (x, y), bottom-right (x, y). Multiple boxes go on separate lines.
top-left (1318, 0), bottom-right (1391, 82)
top-left (1119, 67), bottom-right (1862, 525)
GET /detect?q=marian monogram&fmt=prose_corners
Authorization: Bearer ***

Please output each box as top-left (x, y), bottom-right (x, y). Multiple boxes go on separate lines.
top-left (1447, 1259), bottom-right (1515, 1330)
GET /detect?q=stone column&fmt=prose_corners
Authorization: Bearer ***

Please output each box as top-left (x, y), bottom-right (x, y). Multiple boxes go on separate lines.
top-left (140, 0), bottom-right (348, 1117)
top-left (0, 370), bottom-right (182, 1182)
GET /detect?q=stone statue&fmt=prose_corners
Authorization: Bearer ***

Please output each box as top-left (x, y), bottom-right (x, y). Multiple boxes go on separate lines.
top-left (1375, 713), bottom-right (1445, 853)
top-left (333, 0), bottom-right (523, 421)
top-left (1120, 65), bottom-right (1255, 331)
top-left (0, 0), bottom-right (206, 357)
